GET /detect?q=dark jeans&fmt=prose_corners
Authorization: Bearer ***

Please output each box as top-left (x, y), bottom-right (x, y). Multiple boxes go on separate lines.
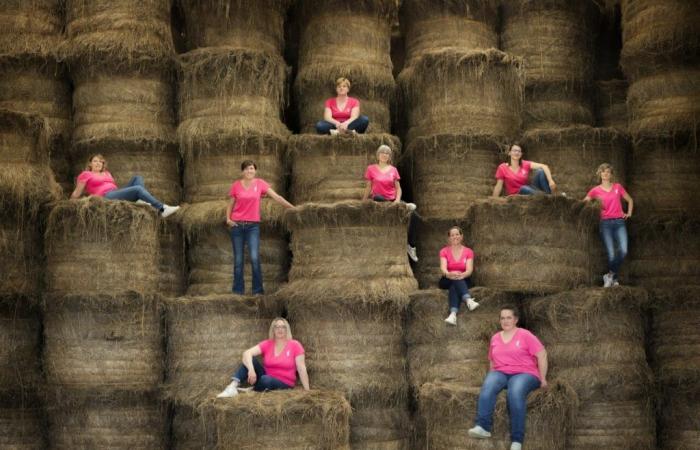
top-left (600, 218), bottom-right (628, 277)
top-left (230, 222), bottom-right (263, 295)
top-left (439, 276), bottom-right (472, 313)
top-left (232, 358), bottom-right (292, 392)
top-left (371, 195), bottom-right (417, 247)
top-left (315, 115), bottom-right (369, 134)
top-left (104, 175), bottom-right (163, 210)
top-left (518, 170), bottom-right (551, 195)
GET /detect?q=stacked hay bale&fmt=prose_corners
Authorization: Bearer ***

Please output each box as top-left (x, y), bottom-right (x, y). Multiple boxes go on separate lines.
top-left (594, 3), bottom-right (628, 131)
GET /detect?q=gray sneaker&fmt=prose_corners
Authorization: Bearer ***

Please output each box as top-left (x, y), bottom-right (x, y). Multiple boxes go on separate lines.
top-left (468, 425), bottom-right (491, 439)
top-left (216, 381), bottom-right (239, 398)
top-left (603, 272), bottom-right (613, 288)
top-left (510, 443), bottom-right (522, 450)
top-left (161, 205), bottom-right (180, 218)
top-left (407, 245), bottom-right (418, 262)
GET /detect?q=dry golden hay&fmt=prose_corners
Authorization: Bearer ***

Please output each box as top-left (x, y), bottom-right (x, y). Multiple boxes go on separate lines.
top-left (594, 3), bottom-right (623, 81)
top-left (501, 0), bottom-right (599, 84)
top-left (45, 197), bottom-right (160, 296)
top-left (399, 0), bottom-right (499, 67)
top-left (171, 403), bottom-right (217, 450)
top-left (0, 210), bottom-right (44, 297)
top-left (0, 0), bottom-right (62, 58)
top-left (349, 404), bottom-right (412, 450)
top-left (418, 381), bottom-right (575, 450)
top-left (43, 293), bottom-right (163, 392)
top-left (177, 47), bottom-right (290, 150)
top-left (399, 49), bottom-right (523, 142)
top-left (158, 220), bottom-right (184, 298)
top-left (567, 399), bottom-right (655, 449)
top-left (465, 196), bottom-right (599, 294)
top-left (407, 288), bottom-right (519, 390)
top-left (50, 144), bottom-right (74, 197)
top-left (180, 201), bottom-right (288, 296)
top-left (0, 108), bottom-right (50, 165)
top-left (657, 389), bottom-right (700, 450)
top-left (0, 298), bottom-right (42, 396)
top-left (595, 79), bottom-right (628, 130)
top-left (288, 133), bottom-right (400, 204)
top-left (414, 217), bottom-right (465, 288)
top-left (522, 125), bottom-right (630, 200)
top-left (522, 82), bottom-right (595, 130)
top-left (214, 390), bottom-right (351, 450)
top-left (0, 393), bottom-right (46, 449)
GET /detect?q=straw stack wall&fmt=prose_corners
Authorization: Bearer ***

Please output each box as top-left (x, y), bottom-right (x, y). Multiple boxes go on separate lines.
top-left (0, 298), bottom-right (42, 397)
top-left (0, 0), bottom-right (62, 57)
top-left (595, 79), bottom-right (628, 130)
top-left (0, 209), bottom-right (44, 296)
top-left (522, 82), bottom-right (594, 130)
top-left (0, 394), bottom-right (45, 450)
top-left (158, 221), bottom-right (184, 297)
top-left (657, 390), bottom-right (700, 450)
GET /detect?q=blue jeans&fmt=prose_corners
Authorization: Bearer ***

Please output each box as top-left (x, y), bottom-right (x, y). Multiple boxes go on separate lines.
top-left (439, 276), bottom-right (472, 313)
top-left (232, 358), bottom-right (292, 392)
top-left (599, 218), bottom-right (628, 277)
top-left (104, 175), bottom-right (163, 210)
top-left (475, 371), bottom-right (541, 444)
top-left (518, 170), bottom-right (551, 195)
top-left (230, 223), bottom-right (263, 295)
top-left (371, 195), bottom-right (417, 246)
top-left (315, 115), bottom-right (369, 134)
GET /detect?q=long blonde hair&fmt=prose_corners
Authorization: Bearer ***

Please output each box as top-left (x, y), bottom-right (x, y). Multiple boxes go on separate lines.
top-left (85, 154), bottom-right (107, 172)
top-left (268, 317), bottom-right (293, 340)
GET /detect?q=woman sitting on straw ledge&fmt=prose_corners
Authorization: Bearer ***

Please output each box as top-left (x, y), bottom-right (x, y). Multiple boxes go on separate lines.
top-left (316, 77), bottom-right (369, 135)
top-left (439, 226), bottom-right (479, 325)
top-left (492, 144), bottom-right (558, 197)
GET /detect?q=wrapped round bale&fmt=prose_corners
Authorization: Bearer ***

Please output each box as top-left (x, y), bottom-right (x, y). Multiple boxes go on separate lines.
top-left (288, 133), bottom-right (400, 204)
top-left (414, 218), bottom-right (462, 289)
top-left (465, 196), bottom-right (599, 294)
top-left (0, 297), bottom-right (42, 397)
top-left (657, 389), bottom-right (700, 450)
top-left (0, 393), bottom-right (45, 450)
top-left (595, 79), bottom-right (628, 130)
top-left (0, 0), bottom-right (62, 57)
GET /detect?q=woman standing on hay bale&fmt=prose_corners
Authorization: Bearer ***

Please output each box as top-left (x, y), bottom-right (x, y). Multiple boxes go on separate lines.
top-left (226, 160), bottom-right (294, 295)
top-left (468, 306), bottom-right (548, 450)
top-left (492, 144), bottom-right (558, 197)
top-left (217, 318), bottom-right (309, 397)
top-left (362, 144), bottom-right (418, 261)
top-left (70, 154), bottom-right (180, 217)
top-left (315, 77), bottom-right (369, 135)
top-left (439, 226), bottom-right (479, 325)
top-left (583, 163), bottom-right (634, 288)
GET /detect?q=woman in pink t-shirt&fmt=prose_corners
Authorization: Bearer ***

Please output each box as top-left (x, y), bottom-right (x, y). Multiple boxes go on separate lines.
top-left (226, 160), bottom-right (294, 295)
top-left (439, 226), bottom-right (480, 325)
top-left (583, 163), bottom-right (634, 287)
top-left (315, 77), bottom-right (369, 135)
top-left (362, 144), bottom-right (418, 262)
top-left (468, 306), bottom-right (548, 450)
top-left (492, 144), bottom-right (558, 197)
top-left (217, 318), bottom-right (310, 397)
top-left (70, 154), bottom-right (180, 217)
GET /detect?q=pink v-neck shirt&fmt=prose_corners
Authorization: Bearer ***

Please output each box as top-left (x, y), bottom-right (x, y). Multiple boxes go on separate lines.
top-left (258, 339), bottom-right (305, 387)
top-left (77, 170), bottom-right (118, 196)
top-left (325, 96), bottom-right (360, 123)
top-left (489, 328), bottom-right (544, 380)
top-left (229, 178), bottom-right (270, 222)
top-left (365, 164), bottom-right (400, 200)
top-left (586, 183), bottom-right (628, 220)
top-left (439, 246), bottom-right (474, 273)
top-left (495, 160), bottom-right (532, 195)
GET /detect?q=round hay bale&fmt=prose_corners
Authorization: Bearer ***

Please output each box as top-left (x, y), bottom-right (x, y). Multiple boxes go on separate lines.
top-left (0, 108), bottom-right (49, 165)
top-left (406, 288), bottom-right (518, 389)
top-left (0, 298), bottom-right (41, 396)
top-left (158, 221), bottom-right (184, 298)
top-left (45, 198), bottom-right (159, 296)
top-left (522, 126), bottom-right (630, 200)
top-left (418, 381), bottom-right (574, 450)
top-left (0, 0), bottom-right (62, 57)
top-left (658, 389), bottom-right (700, 450)
top-left (568, 400), bottom-right (655, 449)
top-left (181, 201), bottom-right (288, 296)
top-left (171, 403), bottom-right (216, 450)
top-left (43, 294), bottom-right (162, 391)
top-left (399, 0), bottom-right (499, 67)
top-left (214, 390), bottom-right (351, 450)
top-left (288, 133), bottom-right (400, 204)
top-left (595, 79), bottom-right (628, 130)
top-left (594, 4), bottom-right (623, 81)
top-left (0, 210), bottom-right (43, 296)
top-left (522, 82), bottom-right (595, 130)
top-left (399, 49), bottom-right (523, 142)
top-left (349, 404), bottom-right (412, 450)
top-left (414, 217), bottom-right (462, 289)
top-left (0, 394), bottom-right (45, 449)
top-left (465, 196), bottom-right (599, 294)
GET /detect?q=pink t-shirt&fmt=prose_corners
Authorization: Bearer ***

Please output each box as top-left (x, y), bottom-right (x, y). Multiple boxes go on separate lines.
top-left (365, 164), bottom-right (400, 200)
top-left (586, 183), bottom-right (628, 220)
top-left (489, 328), bottom-right (544, 381)
top-left (325, 96), bottom-right (360, 123)
top-left (258, 339), bottom-right (305, 387)
top-left (495, 161), bottom-right (532, 196)
top-left (229, 178), bottom-right (270, 222)
top-left (439, 246), bottom-right (474, 273)
top-left (77, 170), bottom-right (118, 196)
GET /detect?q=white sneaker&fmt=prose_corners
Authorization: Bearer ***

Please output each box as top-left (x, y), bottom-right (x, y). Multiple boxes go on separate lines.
top-left (135, 199), bottom-right (150, 206)
top-left (161, 205), bottom-right (180, 218)
top-left (466, 298), bottom-right (480, 311)
top-left (407, 245), bottom-right (418, 262)
top-left (330, 129), bottom-right (339, 135)
top-left (612, 280), bottom-right (620, 287)
top-left (468, 425), bottom-right (491, 439)
top-left (603, 273), bottom-right (613, 288)
top-left (406, 202), bottom-right (417, 211)
top-left (216, 381), bottom-right (239, 398)
top-left (444, 312), bottom-right (457, 325)
top-left (510, 443), bottom-right (522, 450)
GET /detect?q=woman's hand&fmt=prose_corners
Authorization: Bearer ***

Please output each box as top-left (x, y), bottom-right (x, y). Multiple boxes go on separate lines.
top-left (247, 371), bottom-right (257, 385)
top-left (623, 212), bottom-right (632, 219)
top-left (226, 218), bottom-right (236, 227)
top-left (540, 378), bottom-right (548, 389)
top-left (338, 122), bottom-right (348, 131)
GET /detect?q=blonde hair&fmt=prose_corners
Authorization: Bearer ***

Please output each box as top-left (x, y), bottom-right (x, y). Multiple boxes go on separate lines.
top-left (268, 317), bottom-right (293, 340)
top-left (596, 163), bottom-right (614, 181)
top-left (335, 77), bottom-right (351, 89)
top-left (376, 144), bottom-right (392, 163)
top-left (85, 154), bottom-right (107, 172)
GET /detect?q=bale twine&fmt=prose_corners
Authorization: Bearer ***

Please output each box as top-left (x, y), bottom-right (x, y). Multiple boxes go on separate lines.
top-left (0, 0), bottom-right (62, 57)
top-left (414, 218), bottom-right (461, 289)
top-left (181, 201), bottom-right (288, 296)
top-left (522, 126), bottom-right (630, 199)
top-left (418, 381), bottom-right (574, 449)
top-left (45, 198), bottom-right (159, 296)
top-left (288, 133), bottom-right (400, 204)
top-left (465, 196), bottom-right (599, 294)
top-left (0, 297), bottom-right (42, 396)
top-left (406, 288), bottom-right (518, 389)
top-left (522, 82), bottom-right (595, 130)
top-left (43, 293), bottom-right (162, 391)
top-left (158, 221), bottom-right (184, 298)
top-left (399, 49), bottom-right (523, 142)
top-left (399, 0), bottom-right (499, 67)
top-left (0, 394), bottom-right (45, 449)
top-left (595, 79), bottom-right (628, 130)
top-left (214, 390), bottom-right (351, 450)
top-left (657, 389), bottom-right (700, 450)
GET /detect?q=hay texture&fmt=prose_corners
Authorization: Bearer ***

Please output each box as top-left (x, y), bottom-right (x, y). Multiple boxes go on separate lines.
top-left (657, 389), bottom-right (700, 450)
top-left (45, 198), bottom-right (159, 296)
top-left (522, 126), bottom-right (630, 199)
top-left (158, 221), bottom-right (185, 297)
top-left (0, 394), bottom-right (45, 450)
top-left (43, 293), bottom-right (162, 392)
top-left (288, 133), bottom-right (400, 204)
top-left (399, 0), bottom-right (499, 67)
top-left (414, 218), bottom-right (464, 289)
top-left (399, 49), bottom-right (523, 142)
top-left (214, 390), bottom-right (351, 450)
top-left (181, 201), bottom-right (288, 296)
top-left (0, 298), bottom-right (42, 397)
top-left (419, 381), bottom-right (574, 449)
top-left (406, 288), bottom-right (518, 389)
top-left (0, 0), bottom-right (62, 57)
top-left (0, 210), bottom-right (44, 296)
top-left (595, 79), bottom-right (628, 130)
top-left (171, 403), bottom-right (217, 450)
top-left (349, 405), bottom-right (412, 449)
top-left (522, 82), bottom-right (595, 130)
top-left (0, 108), bottom-right (50, 165)
top-left (465, 196), bottom-right (599, 294)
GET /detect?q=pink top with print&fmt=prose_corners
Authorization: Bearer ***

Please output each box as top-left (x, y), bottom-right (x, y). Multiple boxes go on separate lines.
top-left (439, 246), bottom-right (474, 273)
top-left (365, 164), bottom-right (401, 200)
top-left (495, 160), bottom-right (532, 195)
top-left (586, 183), bottom-right (628, 220)
top-left (489, 328), bottom-right (544, 381)
top-left (77, 170), bottom-right (118, 196)
top-left (229, 178), bottom-right (270, 222)
top-left (258, 339), bottom-right (305, 387)
top-left (325, 96), bottom-right (360, 123)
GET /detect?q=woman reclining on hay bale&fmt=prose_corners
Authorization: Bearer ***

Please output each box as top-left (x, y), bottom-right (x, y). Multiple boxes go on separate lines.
top-left (583, 163), bottom-right (634, 288)
top-left (70, 154), bottom-right (180, 217)
top-left (439, 226), bottom-right (479, 325)
top-left (226, 160), bottom-right (294, 295)
top-left (217, 318), bottom-right (310, 397)
top-left (492, 144), bottom-right (558, 197)
top-left (468, 306), bottom-right (548, 450)
top-left (362, 144), bottom-right (418, 261)
top-left (315, 77), bottom-right (369, 135)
